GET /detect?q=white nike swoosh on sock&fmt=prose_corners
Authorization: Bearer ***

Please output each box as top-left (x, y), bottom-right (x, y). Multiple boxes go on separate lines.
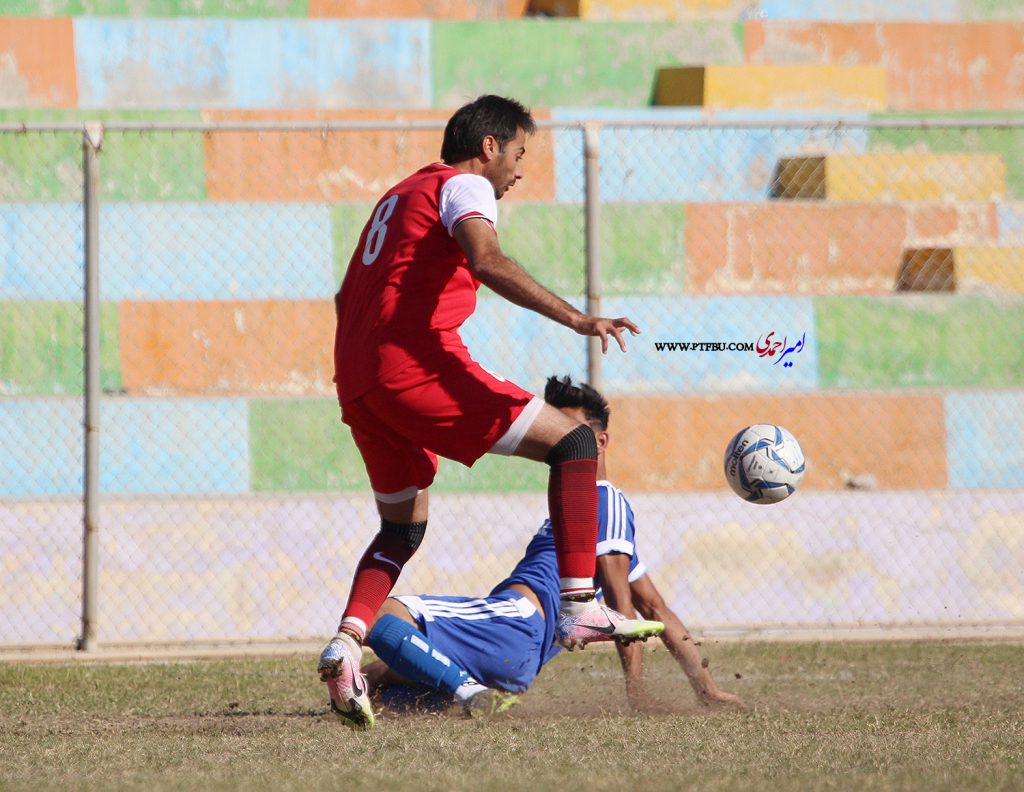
top-left (372, 552), bottom-right (402, 571)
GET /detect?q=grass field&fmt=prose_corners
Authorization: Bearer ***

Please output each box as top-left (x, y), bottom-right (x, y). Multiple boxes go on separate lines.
top-left (2, 640), bottom-right (1022, 792)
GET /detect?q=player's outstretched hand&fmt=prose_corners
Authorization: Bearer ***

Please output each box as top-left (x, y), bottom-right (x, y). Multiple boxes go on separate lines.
top-left (576, 316), bottom-right (641, 353)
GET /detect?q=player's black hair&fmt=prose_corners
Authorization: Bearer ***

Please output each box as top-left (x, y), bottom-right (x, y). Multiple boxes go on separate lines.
top-left (440, 95), bottom-right (536, 164)
top-left (543, 375), bottom-right (610, 431)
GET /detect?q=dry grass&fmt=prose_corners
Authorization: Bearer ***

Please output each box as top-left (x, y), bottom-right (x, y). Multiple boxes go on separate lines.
top-left (1, 640), bottom-right (1022, 792)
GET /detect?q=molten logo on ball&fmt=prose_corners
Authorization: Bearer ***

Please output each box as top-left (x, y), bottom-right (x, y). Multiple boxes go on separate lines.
top-left (724, 424), bottom-right (805, 504)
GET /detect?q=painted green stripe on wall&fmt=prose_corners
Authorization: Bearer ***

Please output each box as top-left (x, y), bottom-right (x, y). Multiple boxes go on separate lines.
top-left (501, 203), bottom-right (685, 296)
top-left (0, 301), bottom-right (121, 395)
top-left (432, 20), bottom-right (744, 108)
top-left (0, 110), bottom-right (205, 201)
top-left (332, 202), bottom-right (684, 296)
top-left (249, 399), bottom-right (366, 491)
top-left (816, 295), bottom-right (1024, 388)
top-left (249, 399), bottom-right (546, 492)
top-left (869, 113), bottom-right (1024, 199)
top-left (330, 203), bottom-right (375, 287)
top-left (963, 0), bottom-right (1024, 19)
top-left (3, 0), bottom-right (306, 15)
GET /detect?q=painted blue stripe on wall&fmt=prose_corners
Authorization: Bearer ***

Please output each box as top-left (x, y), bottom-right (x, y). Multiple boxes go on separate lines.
top-left (74, 19), bottom-right (431, 109)
top-left (0, 204), bottom-right (82, 300)
top-left (550, 109), bottom-right (869, 203)
top-left (460, 295), bottom-right (817, 394)
top-left (0, 203), bottom-right (333, 300)
top-left (0, 400), bottom-right (82, 497)
top-left (946, 392), bottom-right (1024, 489)
top-left (460, 296), bottom-right (588, 394)
top-left (758, 0), bottom-right (958, 20)
top-left (0, 398), bottom-right (249, 497)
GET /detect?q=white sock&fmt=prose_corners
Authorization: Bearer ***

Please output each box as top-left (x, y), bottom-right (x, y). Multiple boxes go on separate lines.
top-left (338, 617), bottom-right (367, 643)
top-left (559, 577), bottom-right (596, 600)
top-left (453, 677), bottom-right (488, 704)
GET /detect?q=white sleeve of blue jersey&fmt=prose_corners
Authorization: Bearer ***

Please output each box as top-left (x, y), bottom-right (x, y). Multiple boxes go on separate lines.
top-left (596, 481), bottom-right (636, 557)
top-left (593, 482), bottom-right (649, 590)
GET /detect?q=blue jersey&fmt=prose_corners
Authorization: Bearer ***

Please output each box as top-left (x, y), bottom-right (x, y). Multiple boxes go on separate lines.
top-left (395, 481), bottom-right (647, 695)
top-left (489, 480), bottom-right (647, 671)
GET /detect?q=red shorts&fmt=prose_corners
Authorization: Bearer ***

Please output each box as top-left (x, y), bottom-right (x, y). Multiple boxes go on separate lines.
top-left (340, 350), bottom-right (541, 499)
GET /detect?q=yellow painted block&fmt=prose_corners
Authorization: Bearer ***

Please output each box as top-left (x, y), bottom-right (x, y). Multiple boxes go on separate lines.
top-left (655, 65), bottom-right (887, 111)
top-left (827, 153), bottom-right (1007, 202)
top-left (955, 246), bottom-right (1024, 294)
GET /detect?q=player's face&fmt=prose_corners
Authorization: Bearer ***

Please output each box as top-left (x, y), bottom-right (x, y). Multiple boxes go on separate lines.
top-left (487, 127), bottom-right (527, 200)
top-left (559, 406), bottom-right (607, 454)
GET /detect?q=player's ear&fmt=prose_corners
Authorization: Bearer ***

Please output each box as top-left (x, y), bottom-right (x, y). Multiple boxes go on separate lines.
top-left (596, 429), bottom-right (609, 452)
top-left (480, 134), bottom-right (498, 161)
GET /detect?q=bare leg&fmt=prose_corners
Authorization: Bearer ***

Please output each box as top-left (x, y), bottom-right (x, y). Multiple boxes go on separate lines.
top-left (512, 401), bottom-right (582, 462)
top-left (376, 489), bottom-right (429, 524)
top-left (363, 659), bottom-right (414, 693)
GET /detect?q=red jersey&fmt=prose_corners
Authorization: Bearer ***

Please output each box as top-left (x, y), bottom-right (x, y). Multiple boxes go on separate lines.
top-left (334, 163), bottom-right (499, 403)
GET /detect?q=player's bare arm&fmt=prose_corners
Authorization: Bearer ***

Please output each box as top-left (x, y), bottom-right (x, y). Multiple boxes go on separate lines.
top-left (597, 552), bottom-right (654, 710)
top-left (454, 218), bottom-right (640, 353)
top-left (630, 574), bottom-right (746, 709)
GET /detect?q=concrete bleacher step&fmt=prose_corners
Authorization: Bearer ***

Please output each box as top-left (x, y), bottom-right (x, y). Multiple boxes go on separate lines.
top-left (898, 246), bottom-right (1024, 293)
top-left (310, 0), bottom-right (529, 17)
top-left (817, 294), bottom-right (1024, 390)
top-left (654, 64), bottom-right (886, 111)
top-left (3, 0), bottom-right (526, 17)
top-left (202, 109), bottom-right (557, 202)
top-left (772, 153), bottom-right (1007, 201)
top-left (685, 201), bottom-right (998, 294)
top-left (746, 20), bottom-right (1024, 111)
top-left (2, 17), bottom-right (745, 110)
top-left (199, 108), bottom-right (557, 200)
top-left (118, 300), bottom-right (337, 396)
top-left (0, 18), bottom-right (77, 108)
top-left (610, 392), bottom-right (949, 491)
top-left (757, 0), bottom-right (1024, 22)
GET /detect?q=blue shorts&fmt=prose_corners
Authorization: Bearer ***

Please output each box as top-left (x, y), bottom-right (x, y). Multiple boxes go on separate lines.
top-left (395, 591), bottom-right (547, 693)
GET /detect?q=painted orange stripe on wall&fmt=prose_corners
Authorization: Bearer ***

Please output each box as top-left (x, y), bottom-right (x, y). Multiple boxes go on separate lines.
top-left (0, 18), bottom-right (77, 108)
top-left (607, 393), bottom-right (947, 491)
top-left (120, 300), bottom-right (336, 396)
top-left (685, 202), bottom-right (909, 294)
top-left (905, 202), bottom-right (998, 245)
top-left (745, 21), bottom-right (1024, 111)
top-left (202, 109), bottom-right (555, 203)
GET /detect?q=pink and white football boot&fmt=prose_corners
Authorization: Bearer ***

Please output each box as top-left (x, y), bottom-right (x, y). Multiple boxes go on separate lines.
top-left (556, 596), bottom-right (664, 650)
top-left (317, 632), bottom-right (375, 731)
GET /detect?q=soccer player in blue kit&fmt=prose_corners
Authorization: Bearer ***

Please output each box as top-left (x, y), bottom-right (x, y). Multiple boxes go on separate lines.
top-left (358, 376), bottom-right (744, 717)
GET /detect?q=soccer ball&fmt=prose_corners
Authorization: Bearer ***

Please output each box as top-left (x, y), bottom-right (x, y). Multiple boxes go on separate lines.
top-left (723, 424), bottom-right (806, 504)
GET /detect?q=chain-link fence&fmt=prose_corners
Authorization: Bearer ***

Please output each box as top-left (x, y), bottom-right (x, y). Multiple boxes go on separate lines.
top-left (2, 118), bottom-right (1022, 650)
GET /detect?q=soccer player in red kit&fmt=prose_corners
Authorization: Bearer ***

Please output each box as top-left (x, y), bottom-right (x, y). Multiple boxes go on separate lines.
top-left (318, 95), bottom-right (663, 730)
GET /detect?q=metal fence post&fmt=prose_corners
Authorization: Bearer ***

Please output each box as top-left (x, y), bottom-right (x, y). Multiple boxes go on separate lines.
top-left (79, 122), bottom-right (103, 652)
top-left (584, 123), bottom-right (602, 391)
